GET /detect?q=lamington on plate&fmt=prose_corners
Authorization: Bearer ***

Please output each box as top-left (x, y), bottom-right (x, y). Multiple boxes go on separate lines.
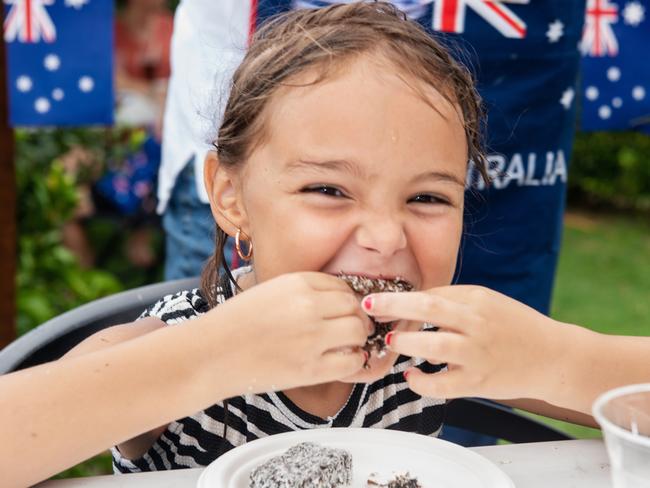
top-left (249, 442), bottom-right (353, 488)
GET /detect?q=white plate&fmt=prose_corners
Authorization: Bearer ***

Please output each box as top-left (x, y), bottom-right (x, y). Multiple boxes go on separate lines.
top-left (197, 428), bottom-right (514, 488)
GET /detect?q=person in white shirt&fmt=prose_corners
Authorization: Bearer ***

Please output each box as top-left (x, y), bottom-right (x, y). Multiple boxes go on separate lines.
top-left (159, 1), bottom-right (252, 278)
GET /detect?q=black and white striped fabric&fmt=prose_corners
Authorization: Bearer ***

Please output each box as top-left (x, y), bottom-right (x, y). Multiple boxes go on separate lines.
top-left (111, 271), bottom-right (446, 473)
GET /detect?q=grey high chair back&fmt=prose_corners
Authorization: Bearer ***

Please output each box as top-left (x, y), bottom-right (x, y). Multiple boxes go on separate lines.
top-left (0, 277), bottom-right (572, 444)
top-left (0, 277), bottom-right (200, 374)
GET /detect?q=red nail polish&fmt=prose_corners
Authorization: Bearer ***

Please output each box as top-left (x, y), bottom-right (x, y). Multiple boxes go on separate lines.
top-left (362, 296), bottom-right (373, 311)
top-left (385, 331), bottom-right (395, 347)
top-left (404, 370), bottom-right (410, 381)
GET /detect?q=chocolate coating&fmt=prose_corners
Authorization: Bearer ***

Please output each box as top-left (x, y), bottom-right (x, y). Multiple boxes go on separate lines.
top-left (338, 274), bottom-right (413, 365)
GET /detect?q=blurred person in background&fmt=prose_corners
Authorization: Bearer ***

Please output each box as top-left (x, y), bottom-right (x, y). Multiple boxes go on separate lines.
top-left (158, 0), bottom-right (243, 280)
top-left (62, 0), bottom-right (174, 271)
top-left (114, 0), bottom-right (173, 138)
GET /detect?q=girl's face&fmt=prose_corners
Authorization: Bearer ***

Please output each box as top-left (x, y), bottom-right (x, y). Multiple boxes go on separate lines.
top-left (219, 55), bottom-right (468, 381)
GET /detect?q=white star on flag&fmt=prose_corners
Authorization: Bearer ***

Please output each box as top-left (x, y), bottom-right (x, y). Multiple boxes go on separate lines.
top-left (546, 19), bottom-right (564, 43)
top-left (607, 66), bottom-right (621, 82)
top-left (16, 75), bottom-right (32, 92)
top-left (623, 1), bottom-right (645, 26)
top-left (632, 86), bottom-right (646, 101)
top-left (52, 88), bottom-right (64, 101)
top-left (34, 97), bottom-right (50, 114)
top-left (64, 0), bottom-right (90, 9)
top-left (44, 54), bottom-right (60, 71)
top-left (560, 87), bottom-right (575, 110)
top-left (585, 86), bottom-right (600, 101)
top-left (598, 105), bottom-right (612, 119)
top-left (78, 76), bottom-right (94, 92)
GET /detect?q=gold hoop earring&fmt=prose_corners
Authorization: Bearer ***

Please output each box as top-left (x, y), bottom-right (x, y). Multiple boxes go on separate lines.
top-left (235, 228), bottom-right (253, 261)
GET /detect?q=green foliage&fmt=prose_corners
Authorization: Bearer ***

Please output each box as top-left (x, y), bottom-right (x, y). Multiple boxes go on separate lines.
top-left (16, 128), bottom-right (164, 479)
top-left (570, 131), bottom-right (650, 211)
top-left (15, 128), bottom-right (139, 335)
top-left (53, 452), bottom-right (113, 480)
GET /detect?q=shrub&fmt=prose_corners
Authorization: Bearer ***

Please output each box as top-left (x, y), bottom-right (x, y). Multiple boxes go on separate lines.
top-left (569, 131), bottom-right (650, 212)
top-left (15, 129), bottom-right (134, 335)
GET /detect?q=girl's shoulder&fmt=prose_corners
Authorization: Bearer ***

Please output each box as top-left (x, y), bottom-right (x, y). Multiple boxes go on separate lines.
top-left (140, 288), bottom-right (211, 325)
top-left (139, 269), bottom-right (243, 325)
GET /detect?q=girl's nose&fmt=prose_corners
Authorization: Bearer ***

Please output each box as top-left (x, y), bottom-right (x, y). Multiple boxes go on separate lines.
top-left (355, 212), bottom-right (407, 257)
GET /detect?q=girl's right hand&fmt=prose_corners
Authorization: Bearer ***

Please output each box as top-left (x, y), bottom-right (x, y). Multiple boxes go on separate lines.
top-left (209, 272), bottom-right (372, 395)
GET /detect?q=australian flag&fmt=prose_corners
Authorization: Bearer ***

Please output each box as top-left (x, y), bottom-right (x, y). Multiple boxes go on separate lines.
top-left (580, 0), bottom-right (650, 131)
top-left (3, 0), bottom-right (113, 127)
top-left (255, 0), bottom-right (586, 315)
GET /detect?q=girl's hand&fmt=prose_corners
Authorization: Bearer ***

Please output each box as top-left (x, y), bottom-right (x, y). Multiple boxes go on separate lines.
top-left (214, 272), bottom-right (372, 395)
top-left (363, 286), bottom-right (565, 401)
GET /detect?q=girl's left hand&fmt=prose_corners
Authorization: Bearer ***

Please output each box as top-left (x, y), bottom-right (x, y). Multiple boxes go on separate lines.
top-left (362, 286), bottom-right (566, 401)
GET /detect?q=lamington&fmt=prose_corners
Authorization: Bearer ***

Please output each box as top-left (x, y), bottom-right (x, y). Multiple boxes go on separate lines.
top-left (338, 274), bottom-right (413, 362)
top-left (249, 442), bottom-right (353, 488)
top-left (367, 472), bottom-right (422, 488)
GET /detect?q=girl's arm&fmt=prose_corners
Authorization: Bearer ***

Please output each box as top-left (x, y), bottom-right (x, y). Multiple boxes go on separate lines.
top-left (61, 317), bottom-right (171, 460)
top-left (500, 399), bottom-right (598, 428)
top-left (0, 315), bottom-right (242, 487)
top-left (364, 286), bottom-right (650, 416)
top-left (0, 272), bottom-right (369, 487)
top-left (504, 327), bottom-right (650, 426)
top-left (529, 326), bottom-right (650, 415)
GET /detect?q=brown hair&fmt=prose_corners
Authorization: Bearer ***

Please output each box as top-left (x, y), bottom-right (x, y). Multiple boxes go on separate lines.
top-left (202, 1), bottom-right (489, 306)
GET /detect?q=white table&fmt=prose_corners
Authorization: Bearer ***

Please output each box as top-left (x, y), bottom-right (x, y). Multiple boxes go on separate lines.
top-left (37, 439), bottom-right (611, 488)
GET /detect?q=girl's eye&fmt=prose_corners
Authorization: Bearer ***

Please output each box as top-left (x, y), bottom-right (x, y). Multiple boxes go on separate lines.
top-left (409, 194), bottom-right (450, 205)
top-left (301, 185), bottom-right (347, 198)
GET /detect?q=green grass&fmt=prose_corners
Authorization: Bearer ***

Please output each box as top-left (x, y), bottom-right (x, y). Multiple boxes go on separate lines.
top-left (532, 211), bottom-right (650, 440)
top-left (552, 212), bottom-right (650, 337)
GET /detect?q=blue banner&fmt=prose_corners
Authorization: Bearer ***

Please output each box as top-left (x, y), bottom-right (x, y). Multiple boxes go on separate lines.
top-left (580, 0), bottom-right (650, 131)
top-left (3, 0), bottom-right (113, 127)
top-left (256, 0), bottom-right (586, 315)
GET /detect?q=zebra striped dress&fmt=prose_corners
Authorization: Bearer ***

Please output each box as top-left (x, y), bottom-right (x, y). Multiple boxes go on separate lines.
top-left (111, 271), bottom-right (446, 473)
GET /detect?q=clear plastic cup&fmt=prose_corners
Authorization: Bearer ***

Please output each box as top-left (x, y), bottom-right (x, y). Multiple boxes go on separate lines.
top-left (593, 384), bottom-right (650, 488)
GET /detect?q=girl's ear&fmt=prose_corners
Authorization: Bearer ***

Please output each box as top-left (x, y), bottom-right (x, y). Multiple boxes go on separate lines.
top-left (203, 151), bottom-right (248, 237)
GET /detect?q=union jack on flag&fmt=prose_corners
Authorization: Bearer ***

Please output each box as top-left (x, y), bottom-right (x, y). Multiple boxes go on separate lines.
top-left (4, 0), bottom-right (56, 43)
top-left (581, 0), bottom-right (619, 57)
top-left (433, 0), bottom-right (528, 38)
top-left (289, 0), bottom-right (528, 37)
top-left (3, 0), bottom-right (113, 126)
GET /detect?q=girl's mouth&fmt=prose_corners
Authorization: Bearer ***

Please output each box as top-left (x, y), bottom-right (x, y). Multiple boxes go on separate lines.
top-left (336, 273), bottom-right (414, 295)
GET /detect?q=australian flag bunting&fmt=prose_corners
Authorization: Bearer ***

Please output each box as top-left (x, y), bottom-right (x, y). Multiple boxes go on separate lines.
top-left (3, 0), bottom-right (114, 127)
top-left (580, 0), bottom-right (649, 131)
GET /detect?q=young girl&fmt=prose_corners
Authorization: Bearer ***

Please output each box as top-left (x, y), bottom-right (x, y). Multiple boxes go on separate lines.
top-left (4, 3), bottom-right (646, 485)
top-left (110, 1), bottom-right (486, 471)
